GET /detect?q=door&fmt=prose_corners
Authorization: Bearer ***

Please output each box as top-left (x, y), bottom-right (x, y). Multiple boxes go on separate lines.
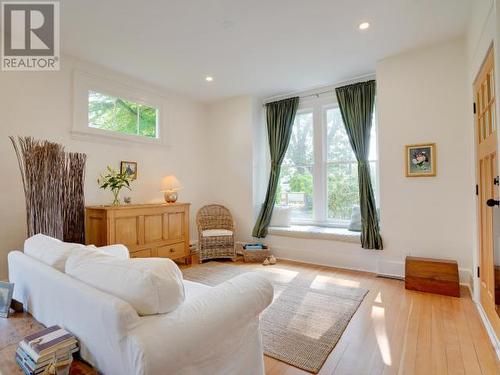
top-left (475, 45), bottom-right (500, 336)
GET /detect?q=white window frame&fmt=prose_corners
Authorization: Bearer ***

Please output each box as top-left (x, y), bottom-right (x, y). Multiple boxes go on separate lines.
top-left (72, 71), bottom-right (168, 146)
top-left (283, 93), bottom-right (379, 228)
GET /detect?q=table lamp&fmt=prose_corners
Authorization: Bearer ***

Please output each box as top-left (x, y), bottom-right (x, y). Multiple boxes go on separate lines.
top-left (160, 175), bottom-right (182, 203)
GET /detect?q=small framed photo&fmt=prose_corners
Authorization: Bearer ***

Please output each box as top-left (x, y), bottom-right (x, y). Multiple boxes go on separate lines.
top-left (0, 282), bottom-right (14, 318)
top-left (120, 161), bottom-right (137, 180)
top-left (405, 143), bottom-right (436, 177)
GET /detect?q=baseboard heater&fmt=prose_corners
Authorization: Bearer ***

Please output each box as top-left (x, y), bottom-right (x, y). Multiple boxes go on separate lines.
top-left (376, 273), bottom-right (404, 280)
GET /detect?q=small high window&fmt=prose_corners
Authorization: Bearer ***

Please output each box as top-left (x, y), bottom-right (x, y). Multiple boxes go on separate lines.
top-left (88, 91), bottom-right (158, 139)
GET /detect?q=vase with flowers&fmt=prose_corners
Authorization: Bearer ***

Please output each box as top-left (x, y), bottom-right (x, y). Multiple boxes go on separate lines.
top-left (98, 166), bottom-right (133, 205)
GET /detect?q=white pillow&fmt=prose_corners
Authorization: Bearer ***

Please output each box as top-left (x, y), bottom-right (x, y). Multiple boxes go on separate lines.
top-left (87, 244), bottom-right (130, 259)
top-left (270, 206), bottom-right (292, 227)
top-left (66, 251), bottom-right (185, 315)
top-left (24, 234), bottom-right (86, 272)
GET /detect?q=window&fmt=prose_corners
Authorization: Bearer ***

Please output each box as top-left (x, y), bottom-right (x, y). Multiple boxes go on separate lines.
top-left (326, 107), bottom-right (378, 224)
top-left (88, 91), bottom-right (158, 138)
top-left (277, 111), bottom-right (314, 220)
top-left (276, 95), bottom-right (378, 227)
top-left (73, 71), bottom-right (166, 145)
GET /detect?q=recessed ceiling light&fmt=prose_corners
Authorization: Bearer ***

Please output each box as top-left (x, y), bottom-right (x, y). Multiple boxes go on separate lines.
top-left (359, 22), bottom-right (370, 30)
top-left (205, 76), bottom-right (214, 82)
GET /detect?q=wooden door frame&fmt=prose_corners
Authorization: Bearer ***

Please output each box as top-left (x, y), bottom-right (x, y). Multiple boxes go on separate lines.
top-left (473, 42), bottom-right (500, 341)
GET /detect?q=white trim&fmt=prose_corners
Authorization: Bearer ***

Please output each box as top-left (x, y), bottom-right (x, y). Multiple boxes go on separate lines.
top-left (269, 244), bottom-right (474, 286)
top-left (72, 70), bottom-right (170, 146)
top-left (476, 301), bottom-right (500, 359)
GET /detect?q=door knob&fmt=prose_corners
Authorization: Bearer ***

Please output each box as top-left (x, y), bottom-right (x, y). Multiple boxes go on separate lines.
top-left (486, 199), bottom-right (500, 207)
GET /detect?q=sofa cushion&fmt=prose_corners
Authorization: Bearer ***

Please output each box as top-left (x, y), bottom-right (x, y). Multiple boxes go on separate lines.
top-left (202, 229), bottom-right (233, 237)
top-left (24, 234), bottom-right (87, 272)
top-left (86, 244), bottom-right (130, 259)
top-left (66, 251), bottom-right (185, 315)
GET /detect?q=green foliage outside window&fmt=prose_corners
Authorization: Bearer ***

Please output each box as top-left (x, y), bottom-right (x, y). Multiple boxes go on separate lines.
top-left (88, 91), bottom-right (158, 138)
top-left (276, 107), bottom-right (377, 223)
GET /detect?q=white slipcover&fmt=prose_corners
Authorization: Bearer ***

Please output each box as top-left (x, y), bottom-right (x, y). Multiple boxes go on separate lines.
top-left (24, 233), bottom-right (86, 271)
top-left (8, 251), bottom-right (273, 375)
top-left (66, 251), bottom-right (185, 315)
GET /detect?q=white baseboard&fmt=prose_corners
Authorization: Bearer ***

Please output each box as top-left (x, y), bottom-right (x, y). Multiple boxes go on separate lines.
top-left (476, 302), bottom-right (500, 359)
top-left (269, 244), bottom-right (473, 290)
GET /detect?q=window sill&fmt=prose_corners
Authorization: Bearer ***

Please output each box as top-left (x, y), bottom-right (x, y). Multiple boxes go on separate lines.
top-left (268, 225), bottom-right (361, 243)
top-left (70, 129), bottom-right (169, 148)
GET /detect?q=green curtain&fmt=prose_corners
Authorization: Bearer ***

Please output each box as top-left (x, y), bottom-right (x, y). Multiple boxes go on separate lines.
top-left (252, 97), bottom-right (299, 238)
top-left (335, 80), bottom-right (383, 249)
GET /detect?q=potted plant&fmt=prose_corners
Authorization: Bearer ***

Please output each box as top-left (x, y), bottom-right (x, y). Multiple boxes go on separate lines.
top-left (98, 166), bottom-right (133, 205)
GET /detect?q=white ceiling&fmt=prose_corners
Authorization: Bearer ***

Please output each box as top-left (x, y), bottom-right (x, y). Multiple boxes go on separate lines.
top-left (61, 0), bottom-right (471, 102)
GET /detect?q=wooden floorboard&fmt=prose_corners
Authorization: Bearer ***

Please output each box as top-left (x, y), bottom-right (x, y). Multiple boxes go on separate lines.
top-left (209, 259), bottom-right (499, 375)
top-left (1, 258), bottom-right (498, 375)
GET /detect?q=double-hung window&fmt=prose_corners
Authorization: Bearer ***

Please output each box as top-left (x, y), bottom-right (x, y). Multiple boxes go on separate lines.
top-left (276, 94), bottom-right (378, 227)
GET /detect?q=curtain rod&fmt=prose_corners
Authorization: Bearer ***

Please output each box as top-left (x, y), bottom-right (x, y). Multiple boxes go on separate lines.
top-left (262, 73), bottom-right (375, 106)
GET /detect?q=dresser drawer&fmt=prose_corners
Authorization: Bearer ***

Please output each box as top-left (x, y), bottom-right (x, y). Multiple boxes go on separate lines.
top-left (157, 242), bottom-right (186, 259)
top-left (130, 248), bottom-right (153, 258)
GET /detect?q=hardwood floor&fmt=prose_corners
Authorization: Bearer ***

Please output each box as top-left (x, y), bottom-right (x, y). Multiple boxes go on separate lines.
top-left (232, 260), bottom-right (499, 375)
top-left (1, 258), bottom-right (498, 375)
top-left (183, 258), bottom-right (500, 375)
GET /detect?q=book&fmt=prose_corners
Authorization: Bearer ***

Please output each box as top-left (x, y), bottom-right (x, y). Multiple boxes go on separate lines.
top-left (20, 325), bottom-right (77, 362)
top-left (15, 354), bottom-right (44, 375)
top-left (16, 344), bottom-right (78, 371)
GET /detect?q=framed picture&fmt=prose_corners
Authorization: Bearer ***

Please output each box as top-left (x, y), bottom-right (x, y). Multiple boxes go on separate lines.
top-left (120, 161), bottom-right (137, 180)
top-left (405, 143), bottom-right (436, 177)
top-left (0, 282), bottom-right (14, 318)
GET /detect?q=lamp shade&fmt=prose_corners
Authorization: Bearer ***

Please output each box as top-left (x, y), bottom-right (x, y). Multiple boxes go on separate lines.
top-left (160, 175), bottom-right (182, 192)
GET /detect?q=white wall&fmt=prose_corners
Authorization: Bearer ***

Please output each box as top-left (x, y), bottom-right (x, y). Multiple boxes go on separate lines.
top-left (204, 95), bottom-right (263, 241)
top-left (204, 38), bottom-right (474, 283)
top-left (0, 56), bottom-right (209, 279)
top-left (376, 38), bottom-right (472, 276)
top-left (266, 39), bottom-right (473, 282)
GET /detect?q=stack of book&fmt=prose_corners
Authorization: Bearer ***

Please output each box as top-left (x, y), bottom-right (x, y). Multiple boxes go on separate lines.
top-left (15, 325), bottom-right (79, 375)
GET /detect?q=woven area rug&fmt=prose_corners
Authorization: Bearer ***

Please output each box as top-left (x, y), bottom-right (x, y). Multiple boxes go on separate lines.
top-left (182, 262), bottom-right (368, 373)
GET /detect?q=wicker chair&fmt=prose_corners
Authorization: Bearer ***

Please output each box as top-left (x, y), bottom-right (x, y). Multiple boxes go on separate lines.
top-left (196, 204), bottom-right (236, 263)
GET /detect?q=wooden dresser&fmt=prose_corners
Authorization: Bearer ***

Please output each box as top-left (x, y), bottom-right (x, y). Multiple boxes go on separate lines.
top-left (85, 203), bottom-right (190, 263)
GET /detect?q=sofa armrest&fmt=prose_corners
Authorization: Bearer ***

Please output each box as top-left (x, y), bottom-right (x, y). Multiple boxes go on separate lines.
top-left (8, 251), bottom-right (139, 375)
top-left (180, 272), bottom-right (273, 325)
top-left (128, 272), bottom-right (273, 374)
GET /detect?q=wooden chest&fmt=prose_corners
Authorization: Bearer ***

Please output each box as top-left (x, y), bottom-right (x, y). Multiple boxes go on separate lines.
top-left (85, 203), bottom-right (190, 262)
top-left (405, 256), bottom-right (460, 297)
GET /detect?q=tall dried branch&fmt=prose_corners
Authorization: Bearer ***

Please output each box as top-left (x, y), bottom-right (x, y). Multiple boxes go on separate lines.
top-left (10, 137), bottom-right (87, 243)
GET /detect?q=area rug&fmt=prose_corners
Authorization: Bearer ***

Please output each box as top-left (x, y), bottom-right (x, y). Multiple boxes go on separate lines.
top-left (182, 262), bottom-right (368, 373)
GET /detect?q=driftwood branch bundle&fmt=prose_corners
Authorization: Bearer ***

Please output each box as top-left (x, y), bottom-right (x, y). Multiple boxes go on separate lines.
top-left (63, 152), bottom-right (87, 243)
top-left (10, 136), bottom-right (87, 243)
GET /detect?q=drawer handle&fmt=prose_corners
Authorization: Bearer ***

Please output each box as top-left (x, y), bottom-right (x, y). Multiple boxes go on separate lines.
top-left (170, 248), bottom-right (175, 253)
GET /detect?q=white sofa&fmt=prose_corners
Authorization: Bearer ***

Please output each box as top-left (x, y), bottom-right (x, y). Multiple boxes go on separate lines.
top-left (8, 248), bottom-right (273, 375)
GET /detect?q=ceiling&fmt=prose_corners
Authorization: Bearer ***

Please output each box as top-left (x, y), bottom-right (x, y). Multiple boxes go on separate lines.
top-left (61, 0), bottom-right (472, 102)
